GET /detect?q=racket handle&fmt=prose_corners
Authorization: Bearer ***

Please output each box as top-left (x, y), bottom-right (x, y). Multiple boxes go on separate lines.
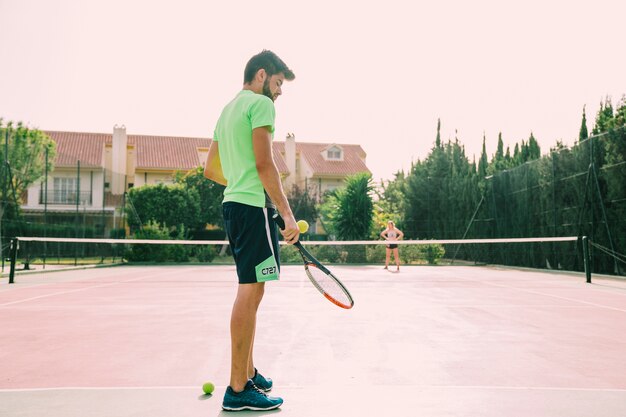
top-left (273, 213), bottom-right (303, 246)
top-left (273, 213), bottom-right (285, 230)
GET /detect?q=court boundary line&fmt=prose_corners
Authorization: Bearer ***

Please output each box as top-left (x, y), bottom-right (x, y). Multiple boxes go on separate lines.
top-left (2, 384), bottom-right (625, 393)
top-left (0, 264), bottom-right (144, 293)
top-left (1, 262), bottom-right (126, 279)
top-left (0, 268), bottom-right (183, 308)
top-left (3, 264), bottom-right (624, 317)
top-left (454, 273), bottom-right (626, 314)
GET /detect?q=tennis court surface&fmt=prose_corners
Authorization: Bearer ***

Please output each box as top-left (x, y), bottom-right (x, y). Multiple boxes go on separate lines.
top-left (1, 264), bottom-right (625, 417)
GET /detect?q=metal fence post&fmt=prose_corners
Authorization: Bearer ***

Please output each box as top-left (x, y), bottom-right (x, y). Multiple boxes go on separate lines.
top-left (582, 236), bottom-right (591, 283)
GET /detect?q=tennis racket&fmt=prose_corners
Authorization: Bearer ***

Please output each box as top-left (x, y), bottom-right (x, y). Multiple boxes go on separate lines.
top-left (273, 214), bottom-right (354, 309)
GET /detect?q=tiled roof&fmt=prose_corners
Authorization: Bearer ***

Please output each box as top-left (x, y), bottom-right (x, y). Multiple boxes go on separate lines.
top-left (133, 135), bottom-right (209, 170)
top-left (274, 141), bottom-right (370, 176)
top-left (271, 147), bottom-right (289, 174)
top-left (44, 131), bottom-right (109, 167)
top-left (44, 130), bottom-right (290, 173)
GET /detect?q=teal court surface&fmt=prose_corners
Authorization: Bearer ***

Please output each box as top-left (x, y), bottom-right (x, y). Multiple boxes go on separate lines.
top-left (1, 264), bottom-right (626, 417)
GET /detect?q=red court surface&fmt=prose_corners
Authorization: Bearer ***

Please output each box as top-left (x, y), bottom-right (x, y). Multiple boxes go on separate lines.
top-left (1, 264), bottom-right (626, 417)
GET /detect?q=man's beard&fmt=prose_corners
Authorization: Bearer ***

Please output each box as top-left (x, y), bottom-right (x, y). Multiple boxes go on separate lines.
top-left (262, 78), bottom-right (275, 102)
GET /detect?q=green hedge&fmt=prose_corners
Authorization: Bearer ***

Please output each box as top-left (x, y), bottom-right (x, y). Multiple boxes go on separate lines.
top-left (124, 221), bottom-right (216, 263)
top-left (279, 243), bottom-right (444, 264)
top-left (3, 221), bottom-right (98, 238)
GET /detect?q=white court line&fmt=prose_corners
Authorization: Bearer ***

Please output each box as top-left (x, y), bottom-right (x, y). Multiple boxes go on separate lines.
top-left (413, 304), bottom-right (601, 309)
top-left (0, 266), bottom-right (140, 294)
top-left (2, 384), bottom-right (626, 393)
top-left (0, 268), bottom-right (190, 308)
top-left (454, 273), bottom-right (626, 314)
top-left (0, 386), bottom-right (203, 392)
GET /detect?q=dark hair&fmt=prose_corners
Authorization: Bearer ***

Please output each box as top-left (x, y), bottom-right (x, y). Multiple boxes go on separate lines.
top-left (243, 50), bottom-right (295, 84)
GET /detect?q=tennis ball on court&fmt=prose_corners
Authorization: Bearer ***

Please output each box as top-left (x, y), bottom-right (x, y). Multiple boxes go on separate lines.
top-left (202, 381), bottom-right (215, 395)
top-left (297, 219), bottom-right (309, 233)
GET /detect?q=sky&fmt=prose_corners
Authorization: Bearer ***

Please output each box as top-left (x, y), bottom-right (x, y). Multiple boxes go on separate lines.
top-left (1, 0), bottom-right (625, 182)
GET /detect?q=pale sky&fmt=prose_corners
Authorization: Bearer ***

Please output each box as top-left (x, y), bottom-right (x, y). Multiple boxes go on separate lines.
top-left (1, 0), bottom-right (625, 182)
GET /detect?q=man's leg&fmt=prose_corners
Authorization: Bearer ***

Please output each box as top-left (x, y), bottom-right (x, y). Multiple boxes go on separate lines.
top-left (247, 324), bottom-right (274, 392)
top-left (248, 326), bottom-right (256, 380)
top-left (229, 282), bottom-right (265, 392)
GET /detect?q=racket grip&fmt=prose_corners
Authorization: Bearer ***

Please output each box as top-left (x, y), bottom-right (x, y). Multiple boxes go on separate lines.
top-left (273, 213), bottom-right (285, 230)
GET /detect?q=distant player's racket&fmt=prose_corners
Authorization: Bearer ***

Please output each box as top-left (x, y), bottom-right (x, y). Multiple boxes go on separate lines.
top-left (273, 214), bottom-right (354, 309)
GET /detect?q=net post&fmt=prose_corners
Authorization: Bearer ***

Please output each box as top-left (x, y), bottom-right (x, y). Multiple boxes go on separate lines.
top-left (582, 236), bottom-right (591, 283)
top-left (8, 238), bottom-right (18, 284)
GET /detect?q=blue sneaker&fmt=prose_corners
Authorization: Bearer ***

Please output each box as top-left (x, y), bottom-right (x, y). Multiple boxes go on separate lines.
top-left (252, 368), bottom-right (273, 392)
top-left (222, 380), bottom-right (283, 411)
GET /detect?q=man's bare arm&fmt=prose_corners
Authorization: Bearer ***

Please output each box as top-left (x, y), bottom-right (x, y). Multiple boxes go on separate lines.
top-left (252, 126), bottom-right (299, 244)
top-left (204, 141), bottom-right (227, 186)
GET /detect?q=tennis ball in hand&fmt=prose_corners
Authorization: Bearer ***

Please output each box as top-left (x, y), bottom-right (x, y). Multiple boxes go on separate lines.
top-left (202, 382), bottom-right (215, 395)
top-left (297, 220), bottom-right (309, 233)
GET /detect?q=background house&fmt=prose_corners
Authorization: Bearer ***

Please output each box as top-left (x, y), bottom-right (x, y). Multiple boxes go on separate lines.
top-left (275, 133), bottom-right (371, 197)
top-left (21, 127), bottom-right (370, 236)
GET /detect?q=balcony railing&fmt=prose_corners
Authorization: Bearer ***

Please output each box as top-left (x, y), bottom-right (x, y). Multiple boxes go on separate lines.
top-left (39, 190), bottom-right (93, 205)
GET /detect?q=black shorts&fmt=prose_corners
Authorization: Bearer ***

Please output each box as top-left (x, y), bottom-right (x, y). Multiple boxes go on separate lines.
top-left (387, 244), bottom-right (398, 249)
top-left (223, 202), bottom-right (280, 284)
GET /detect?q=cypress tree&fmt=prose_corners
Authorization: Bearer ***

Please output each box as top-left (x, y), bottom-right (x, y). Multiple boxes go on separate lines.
top-left (478, 134), bottom-right (488, 178)
top-left (579, 105), bottom-right (589, 141)
top-left (528, 132), bottom-right (540, 160)
top-left (520, 140), bottom-right (529, 163)
top-left (496, 132), bottom-right (505, 161)
top-left (435, 118), bottom-right (442, 148)
top-left (592, 97), bottom-right (614, 135)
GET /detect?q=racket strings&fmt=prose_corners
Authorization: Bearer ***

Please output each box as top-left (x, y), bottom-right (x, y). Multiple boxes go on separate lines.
top-left (305, 264), bottom-right (353, 308)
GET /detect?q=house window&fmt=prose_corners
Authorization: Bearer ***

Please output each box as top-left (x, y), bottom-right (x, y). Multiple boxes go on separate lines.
top-left (327, 146), bottom-right (342, 160)
top-left (53, 177), bottom-right (78, 204)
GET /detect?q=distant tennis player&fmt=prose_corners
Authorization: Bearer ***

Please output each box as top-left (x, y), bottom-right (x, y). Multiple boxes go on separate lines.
top-left (381, 220), bottom-right (404, 272)
top-left (204, 50), bottom-right (298, 411)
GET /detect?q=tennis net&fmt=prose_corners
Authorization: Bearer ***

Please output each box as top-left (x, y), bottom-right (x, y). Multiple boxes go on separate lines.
top-left (285, 237), bottom-right (583, 269)
top-left (5, 235), bottom-right (588, 283)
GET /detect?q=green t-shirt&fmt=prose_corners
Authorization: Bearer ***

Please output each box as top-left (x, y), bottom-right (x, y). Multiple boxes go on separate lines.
top-left (213, 90), bottom-right (275, 207)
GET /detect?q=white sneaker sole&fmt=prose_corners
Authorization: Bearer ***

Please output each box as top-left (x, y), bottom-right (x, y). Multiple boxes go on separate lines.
top-left (221, 402), bottom-right (282, 411)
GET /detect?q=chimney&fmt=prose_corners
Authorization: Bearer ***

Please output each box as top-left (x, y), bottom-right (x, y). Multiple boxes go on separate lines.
top-left (111, 125), bottom-right (127, 195)
top-left (285, 133), bottom-right (296, 188)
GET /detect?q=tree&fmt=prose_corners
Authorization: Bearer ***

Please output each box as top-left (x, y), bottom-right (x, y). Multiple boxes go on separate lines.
top-left (592, 97), bottom-right (614, 135)
top-left (579, 105), bottom-right (589, 141)
top-left (401, 123), bottom-right (479, 240)
top-left (0, 120), bottom-right (57, 210)
top-left (478, 135), bottom-right (488, 179)
top-left (403, 160), bottom-right (430, 238)
top-left (126, 183), bottom-right (202, 236)
top-left (435, 118), bottom-right (442, 148)
top-left (286, 184), bottom-right (318, 228)
top-left (612, 95), bottom-right (626, 129)
top-left (509, 133), bottom-right (540, 167)
top-left (317, 189), bottom-right (340, 238)
top-left (334, 173), bottom-right (374, 240)
top-left (489, 132), bottom-right (509, 172)
top-left (173, 166), bottom-right (225, 229)
top-left (495, 132), bottom-right (505, 161)
top-left (516, 141), bottom-right (528, 164)
top-left (374, 171), bottom-right (406, 237)
top-left (599, 98), bottom-right (626, 272)
top-left (527, 132), bottom-right (541, 160)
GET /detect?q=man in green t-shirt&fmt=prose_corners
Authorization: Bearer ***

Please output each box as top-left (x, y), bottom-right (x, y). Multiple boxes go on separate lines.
top-left (204, 50), bottom-right (298, 411)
